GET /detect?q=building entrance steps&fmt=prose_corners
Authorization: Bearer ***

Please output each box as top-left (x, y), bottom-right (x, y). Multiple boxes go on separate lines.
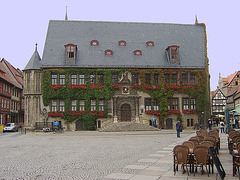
top-left (98, 122), bottom-right (160, 132)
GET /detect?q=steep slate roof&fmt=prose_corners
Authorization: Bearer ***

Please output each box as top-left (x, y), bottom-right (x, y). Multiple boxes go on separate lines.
top-left (211, 88), bottom-right (218, 98)
top-left (24, 45), bottom-right (42, 70)
top-left (222, 71), bottom-right (238, 87)
top-left (0, 62), bottom-right (12, 83)
top-left (1, 59), bottom-right (23, 89)
top-left (41, 20), bottom-right (206, 69)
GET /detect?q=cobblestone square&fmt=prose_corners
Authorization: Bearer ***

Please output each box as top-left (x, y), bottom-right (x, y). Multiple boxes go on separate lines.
top-left (0, 130), bottom-right (187, 180)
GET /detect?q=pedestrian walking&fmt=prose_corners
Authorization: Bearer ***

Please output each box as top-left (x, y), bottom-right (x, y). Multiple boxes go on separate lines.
top-left (151, 116), bottom-right (156, 127)
top-left (176, 121), bottom-right (182, 138)
top-left (208, 119), bottom-right (212, 130)
top-left (220, 121), bottom-right (225, 133)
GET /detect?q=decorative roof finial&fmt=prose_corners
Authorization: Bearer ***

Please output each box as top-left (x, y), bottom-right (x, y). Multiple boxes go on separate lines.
top-left (195, 14), bottom-right (198, 24)
top-left (65, 5), bottom-right (68, 20)
top-left (35, 43), bottom-right (38, 51)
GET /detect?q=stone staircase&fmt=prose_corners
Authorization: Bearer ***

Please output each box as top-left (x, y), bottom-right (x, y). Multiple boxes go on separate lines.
top-left (98, 122), bottom-right (160, 132)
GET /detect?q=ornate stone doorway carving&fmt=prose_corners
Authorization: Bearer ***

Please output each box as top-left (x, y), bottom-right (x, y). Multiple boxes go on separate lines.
top-left (112, 71), bottom-right (140, 123)
top-left (121, 104), bottom-right (131, 122)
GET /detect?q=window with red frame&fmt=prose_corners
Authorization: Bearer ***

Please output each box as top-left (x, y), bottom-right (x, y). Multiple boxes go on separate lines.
top-left (147, 41), bottom-right (154, 47)
top-left (91, 40), bottom-right (99, 46)
top-left (105, 50), bottom-right (113, 56)
top-left (119, 40), bottom-right (126, 46)
top-left (134, 50), bottom-right (142, 56)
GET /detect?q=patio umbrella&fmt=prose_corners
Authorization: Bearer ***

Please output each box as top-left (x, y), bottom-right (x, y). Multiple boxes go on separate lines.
top-left (230, 106), bottom-right (240, 114)
top-left (225, 105), bottom-right (231, 133)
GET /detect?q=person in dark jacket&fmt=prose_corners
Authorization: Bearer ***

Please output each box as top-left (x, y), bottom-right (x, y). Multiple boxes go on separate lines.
top-left (176, 121), bottom-right (182, 138)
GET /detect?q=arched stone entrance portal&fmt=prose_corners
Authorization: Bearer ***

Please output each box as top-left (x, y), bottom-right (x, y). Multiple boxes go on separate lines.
top-left (121, 104), bottom-right (131, 122)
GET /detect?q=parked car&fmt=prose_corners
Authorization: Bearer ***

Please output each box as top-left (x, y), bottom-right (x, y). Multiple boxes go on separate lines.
top-left (3, 123), bottom-right (19, 132)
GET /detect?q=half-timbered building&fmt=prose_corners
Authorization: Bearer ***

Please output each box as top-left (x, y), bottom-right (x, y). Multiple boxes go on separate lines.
top-left (211, 88), bottom-right (227, 116)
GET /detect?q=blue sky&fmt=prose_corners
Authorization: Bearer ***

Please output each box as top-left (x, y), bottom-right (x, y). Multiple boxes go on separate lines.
top-left (0, 0), bottom-right (239, 90)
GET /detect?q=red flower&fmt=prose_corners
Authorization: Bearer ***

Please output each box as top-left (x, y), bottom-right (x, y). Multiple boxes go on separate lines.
top-left (145, 110), bottom-right (160, 116)
top-left (98, 85), bottom-right (104, 89)
top-left (132, 84), bottom-right (141, 89)
top-left (90, 84), bottom-right (96, 89)
top-left (167, 109), bottom-right (180, 115)
top-left (90, 110), bottom-right (105, 117)
top-left (69, 84), bottom-right (87, 89)
top-left (183, 109), bottom-right (197, 114)
top-left (69, 110), bottom-right (85, 116)
top-left (166, 84), bottom-right (170, 89)
top-left (51, 84), bottom-right (65, 89)
top-left (112, 84), bottom-right (120, 89)
top-left (48, 111), bottom-right (64, 117)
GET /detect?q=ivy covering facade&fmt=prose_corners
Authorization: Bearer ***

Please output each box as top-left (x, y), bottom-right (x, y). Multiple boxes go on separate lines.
top-left (42, 68), bottom-right (208, 130)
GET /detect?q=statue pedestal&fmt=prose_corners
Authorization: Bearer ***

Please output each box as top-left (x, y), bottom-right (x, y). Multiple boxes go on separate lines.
top-left (113, 116), bottom-right (118, 123)
top-left (135, 117), bottom-right (140, 123)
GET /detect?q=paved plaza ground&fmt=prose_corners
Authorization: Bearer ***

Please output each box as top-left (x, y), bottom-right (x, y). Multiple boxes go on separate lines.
top-left (0, 129), bottom-right (238, 180)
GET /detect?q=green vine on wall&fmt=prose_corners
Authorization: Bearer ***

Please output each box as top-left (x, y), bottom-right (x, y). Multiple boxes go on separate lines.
top-left (130, 68), bottom-right (208, 120)
top-left (42, 68), bottom-right (124, 130)
top-left (42, 68), bottom-right (208, 130)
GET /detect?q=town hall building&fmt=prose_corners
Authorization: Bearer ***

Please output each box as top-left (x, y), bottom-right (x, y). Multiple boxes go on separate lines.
top-left (23, 17), bottom-right (210, 131)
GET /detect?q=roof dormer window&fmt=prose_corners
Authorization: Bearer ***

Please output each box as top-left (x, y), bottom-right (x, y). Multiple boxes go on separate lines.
top-left (64, 44), bottom-right (77, 58)
top-left (105, 49), bottom-right (113, 56)
top-left (91, 40), bottom-right (99, 46)
top-left (147, 41), bottom-right (154, 47)
top-left (169, 45), bottom-right (179, 59)
top-left (119, 40), bottom-right (126, 46)
top-left (134, 50), bottom-right (142, 56)
top-left (165, 45), bottom-right (180, 65)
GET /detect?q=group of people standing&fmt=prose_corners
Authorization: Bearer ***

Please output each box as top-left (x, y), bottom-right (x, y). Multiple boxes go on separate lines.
top-left (209, 118), bottom-right (239, 134)
top-left (150, 115), bottom-right (240, 138)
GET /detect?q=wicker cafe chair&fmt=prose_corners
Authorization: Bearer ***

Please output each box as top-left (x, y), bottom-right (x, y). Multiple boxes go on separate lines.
top-left (233, 142), bottom-right (240, 156)
top-left (193, 145), bottom-right (210, 177)
top-left (201, 141), bottom-right (214, 148)
top-left (199, 129), bottom-right (208, 134)
top-left (236, 142), bottom-right (240, 151)
top-left (197, 130), bottom-right (208, 138)
top-left (210, 128), bottom-right (219, 133)
top-left (209, 131), bottom-right (220, 149)
top-left (196, 135), bottom-right (204, 143)
top-left (229, 135), bottom-right (240, 154)
top-left (208, 135), bottom-right (219, 154)
top-left (228, 129), bottom-right (237, 135)
top-left (233, 136), bottom-right (240, 144)
top-left (200, 141), bottom-right (214, 173)
top-left (173, 145), bottom-right (190, 175)
top-left (196, 130), bottom-right (202, 136)
top-left (182, 141), bottom-right (195, 154)
top-left (209, 131), bottom-right (219, 138)
top-left (189, 138), bottom-right (199, 147)
top-left (233, 142), bottom-right (240, 176)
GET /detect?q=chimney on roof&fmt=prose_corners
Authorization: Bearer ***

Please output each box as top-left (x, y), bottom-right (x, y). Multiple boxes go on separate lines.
top-left (65, 6), bottom-right (68, 20)
top-left (195, 15), bottom-right (198, 24)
